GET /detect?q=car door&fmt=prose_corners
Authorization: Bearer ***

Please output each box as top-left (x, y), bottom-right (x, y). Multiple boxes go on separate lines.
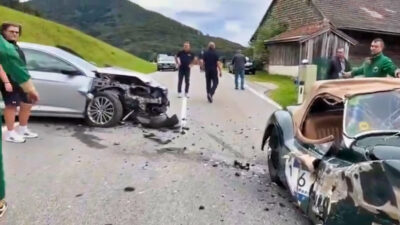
top-left (22, 48), bottom-right (92, 117)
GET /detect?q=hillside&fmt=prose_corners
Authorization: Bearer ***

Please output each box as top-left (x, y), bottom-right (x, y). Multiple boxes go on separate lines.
top-left (0, 6), bottom-right (155, 73)
top-left (27, 0), bottom-right (244, 60)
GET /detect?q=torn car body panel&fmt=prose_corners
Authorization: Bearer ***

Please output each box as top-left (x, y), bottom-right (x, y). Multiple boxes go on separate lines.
top-left (262, 78), bottom-right (400, 224)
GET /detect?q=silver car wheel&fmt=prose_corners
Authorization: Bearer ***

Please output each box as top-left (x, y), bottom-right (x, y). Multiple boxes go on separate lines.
top-left (88, 96), bottom-right (115, 125)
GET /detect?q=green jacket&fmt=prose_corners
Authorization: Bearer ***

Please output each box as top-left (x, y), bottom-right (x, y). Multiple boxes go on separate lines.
top-left (0, 35), bottom-right (30, 85)
top-left (351, 53), bottom-right (397, 77)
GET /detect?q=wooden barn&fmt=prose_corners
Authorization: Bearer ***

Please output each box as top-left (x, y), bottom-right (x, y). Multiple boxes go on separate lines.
top-left (253, 0), bottom-right (400, 77)
top-left (265, 21), bottom-right (357, 76)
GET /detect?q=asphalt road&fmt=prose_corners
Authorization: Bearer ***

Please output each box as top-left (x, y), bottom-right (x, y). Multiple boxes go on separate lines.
top-left (0, 67), bottom-right (309, 225)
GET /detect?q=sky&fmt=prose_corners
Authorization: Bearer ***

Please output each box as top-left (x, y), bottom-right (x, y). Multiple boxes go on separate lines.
top-left (129, 0), bottom-right (272, 46)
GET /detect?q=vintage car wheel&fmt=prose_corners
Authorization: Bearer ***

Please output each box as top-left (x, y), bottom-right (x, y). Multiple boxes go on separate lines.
top-left (85, 91), bottom-right (123, 127)
top-left (267, 128), bottom-right (284, 187)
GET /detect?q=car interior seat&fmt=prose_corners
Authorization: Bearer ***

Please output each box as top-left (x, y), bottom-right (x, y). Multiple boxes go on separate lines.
top-left (303, 112), bottom-right (343, 140)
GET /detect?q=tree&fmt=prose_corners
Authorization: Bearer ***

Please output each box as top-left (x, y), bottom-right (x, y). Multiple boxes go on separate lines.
top-left (251, 20), bottom-right (288, 69)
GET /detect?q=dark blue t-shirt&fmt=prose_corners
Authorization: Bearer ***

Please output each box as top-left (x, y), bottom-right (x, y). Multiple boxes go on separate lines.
top-left (176, 50), bottom-right (194, 70)
top-left (203, 49), bottom-right (220, 72)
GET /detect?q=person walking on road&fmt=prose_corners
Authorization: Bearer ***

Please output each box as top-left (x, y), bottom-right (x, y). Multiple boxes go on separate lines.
top-left (1, 22), bottom-right (40, 143)
top-left (201, 42), bottom-right (222, 103)
top-left (0, 22), bottom-right (40, 217)
top-left (175, 41), bottom-right (195, 98)
top-left (231, 49), bottom-right (246, 90)
top-left (327, 47), bottom-right (351, 80)
top-left (344, 38), bottom-right (400, 78)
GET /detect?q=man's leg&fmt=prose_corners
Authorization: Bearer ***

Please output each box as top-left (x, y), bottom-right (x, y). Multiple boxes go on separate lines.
top-left (205, 71), bottom-right (211, 94)
top-left (18, 102), bottom-right (32, 126)
top-left (211, 72), bottom-right (219, 96)
top-left (184, 70), bottom-right (191, 94)
top-left (16, 91), bottom-right (38, 138)
top-left (177, 70), bottom-right (184, 94)
top-left (234, 72), bottom-right (239, 89)
top-left (4, 106), bottom-right (17, 131)
top-left (240, 70), bottom-right (245, 90)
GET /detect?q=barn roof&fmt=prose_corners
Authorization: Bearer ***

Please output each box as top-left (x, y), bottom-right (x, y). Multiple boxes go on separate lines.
top-left (264, 21), bottom-right (357, 45)
top-left (252, 0), bottom-right (400, 42)
top-left (314, 0), bottom-right (400, 35)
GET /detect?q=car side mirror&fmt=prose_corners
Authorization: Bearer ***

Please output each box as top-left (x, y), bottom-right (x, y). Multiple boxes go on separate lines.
top-left (61, 69), bottom-right (83, 76)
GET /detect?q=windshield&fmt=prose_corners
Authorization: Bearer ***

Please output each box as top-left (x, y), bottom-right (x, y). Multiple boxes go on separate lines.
top-left (345, 90), bottom-right (400, 137)
top-left (159, 56), bottom-right (175, 62)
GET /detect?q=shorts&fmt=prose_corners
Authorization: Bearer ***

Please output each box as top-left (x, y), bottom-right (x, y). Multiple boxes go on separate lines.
top-left (0, 83), bottom-right (31, 106)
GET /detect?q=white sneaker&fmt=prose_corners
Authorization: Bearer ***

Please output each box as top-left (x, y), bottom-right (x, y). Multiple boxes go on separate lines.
top-left (4, 130), bottom-right (26, 143)
top-left (185, 93), bottom-right (190, 98)
top-left (16, 127), bottom-right (39, 139)
top-left (178, 93), bottom-right (183, 98)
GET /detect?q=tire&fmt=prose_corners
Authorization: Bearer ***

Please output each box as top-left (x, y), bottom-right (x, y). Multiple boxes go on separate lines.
top-left (267, 127), bottom-right (284, 187)
top-left (85, 91), bottom-right (123, 127)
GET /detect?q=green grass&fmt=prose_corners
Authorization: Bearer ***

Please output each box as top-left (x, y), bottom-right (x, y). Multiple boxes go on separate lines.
top-left (249, 71), bottom-right (297, 107)
top-left (0, 6), bottom-right (155, 74)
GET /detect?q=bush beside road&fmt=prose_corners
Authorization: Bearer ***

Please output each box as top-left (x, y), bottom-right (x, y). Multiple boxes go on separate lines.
top-left (248, 71), bottom-right (297, 107)
top-left (0, 6), bottom-right (156, 74)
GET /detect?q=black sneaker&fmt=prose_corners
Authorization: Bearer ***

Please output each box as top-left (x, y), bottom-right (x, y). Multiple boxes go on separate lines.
top-left (207, 93), bottom-right (213, 103)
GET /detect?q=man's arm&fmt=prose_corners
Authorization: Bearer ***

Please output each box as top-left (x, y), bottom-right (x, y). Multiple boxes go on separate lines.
top-left (217, 60), bottom-right (223, 77)
top-left (351, 63), bottom-right (365, 77)
top-left (175, 52), bottom-right (181, 67)
top-left (0, 64), bottom-right (12, 92)
top-left (382, 58), bottom-right (397, 77)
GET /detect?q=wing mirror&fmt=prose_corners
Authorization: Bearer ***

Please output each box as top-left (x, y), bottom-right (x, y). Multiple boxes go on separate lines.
top-left (61, 69), bottom-right (83, 76)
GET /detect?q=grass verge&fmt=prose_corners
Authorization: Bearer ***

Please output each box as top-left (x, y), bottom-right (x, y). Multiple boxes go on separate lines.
top-left (0, 6), bottom-right (155, 74)
top-left (248, 71), bottom-right (297, 107)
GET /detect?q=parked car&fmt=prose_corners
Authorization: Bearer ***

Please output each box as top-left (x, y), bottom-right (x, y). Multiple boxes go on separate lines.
top-left (228, 57), bottom-right (256, 75)
top-left (157, 55), bottom-right (177, 71)
top-left (261, 78), bottom-right (400, 225)
top-left (12, 42), bottom-right (172, 127)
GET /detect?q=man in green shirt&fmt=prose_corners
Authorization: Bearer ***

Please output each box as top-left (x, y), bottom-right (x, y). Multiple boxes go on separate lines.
top-left (0, 22), bottom-right (39, 217)
top-left (344, 38), bottom-right (400, 78)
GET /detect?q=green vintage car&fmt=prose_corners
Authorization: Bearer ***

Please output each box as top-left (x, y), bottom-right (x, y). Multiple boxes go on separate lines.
top-left (262, 78), bottom-right (400, 225)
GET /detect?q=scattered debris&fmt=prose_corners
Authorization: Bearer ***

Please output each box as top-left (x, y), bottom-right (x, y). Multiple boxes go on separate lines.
top-left (75, 194), bottom-right (83, 198)
top-left (233, 160), bottom-right (250, 171)
top-left (235, 172), bottom-right (241, 177)
top-left (199, 206), bottom-right (205, 210)
top-left (113, 142), bottom-right (120, 146)
top-left (124, 187), bottom-right (135, 192)
top-left (264, 207), bottom-right (270, 212)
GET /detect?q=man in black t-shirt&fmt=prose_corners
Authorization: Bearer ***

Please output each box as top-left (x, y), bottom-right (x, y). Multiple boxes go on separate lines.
top-left (201, 42), bottom-right (222, 103)
top-left (175, 42), bottom-right (195, 98)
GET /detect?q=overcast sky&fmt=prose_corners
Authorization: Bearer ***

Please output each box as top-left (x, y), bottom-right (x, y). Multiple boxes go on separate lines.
top-left (129, 0), bottom-right (272, 46)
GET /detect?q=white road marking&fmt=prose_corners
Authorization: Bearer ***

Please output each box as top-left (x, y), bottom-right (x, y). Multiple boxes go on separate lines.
top-left (227, 73), bottom-right (282, 109)
top-left (180, 96), bottom-right (188, 133)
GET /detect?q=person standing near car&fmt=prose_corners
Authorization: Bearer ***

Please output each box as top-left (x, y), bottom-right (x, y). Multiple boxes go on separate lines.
top-left (175, 41), bottom-right (195, 98)
top-left (0, 22), bottom-right (39, 218)
top-left (1, 22), bottom-right (40, 143)
top-left (231, 49), bottom-right (246, 90)
top-left (343, 38), bottom-right (400, 78)
top-left (201, 42), bottom-right (222, 103)
top-left (327, 47), bottom-right (351, 80)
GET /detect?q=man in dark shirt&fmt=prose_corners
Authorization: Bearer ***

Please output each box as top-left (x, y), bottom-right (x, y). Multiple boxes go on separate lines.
top-left (175, 41), bottom-right (195, 98)
top-left (201, 42), bottom-right (222, 103)
top-left (327, 47), bottom-right (351, 80)
top-left (231, 49), bottom-right (246, 89)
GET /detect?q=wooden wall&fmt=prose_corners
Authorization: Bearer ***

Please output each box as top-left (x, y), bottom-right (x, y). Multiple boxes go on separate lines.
top-left (268, 31), bottom-right (350, 66)
top-left (268, 43), bottom-right (300, 65)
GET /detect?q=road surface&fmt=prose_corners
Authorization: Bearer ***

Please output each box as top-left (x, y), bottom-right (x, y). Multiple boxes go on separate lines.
top-left (0, 67), bottom-right (309, 225)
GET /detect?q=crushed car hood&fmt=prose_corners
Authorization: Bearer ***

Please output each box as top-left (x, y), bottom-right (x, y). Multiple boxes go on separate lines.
top-left (95, 67), bottom-right (166, 90)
